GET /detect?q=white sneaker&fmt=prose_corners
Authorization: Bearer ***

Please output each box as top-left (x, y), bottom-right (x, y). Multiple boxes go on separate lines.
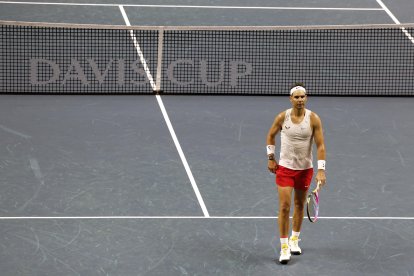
top-left (289, 236), bottom-right (302, 255)
top-left (279, 244), bottom-right (291, 264)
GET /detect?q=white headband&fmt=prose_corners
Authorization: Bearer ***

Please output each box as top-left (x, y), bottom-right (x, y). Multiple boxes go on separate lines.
top-left (290, 86), bottom-right (307, 95)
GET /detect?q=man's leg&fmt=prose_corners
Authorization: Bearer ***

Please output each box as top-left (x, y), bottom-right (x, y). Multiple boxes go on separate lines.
top-left (277, 186), bottom-right (293, 238)
top-left (277, 186), bottom-right (293, 264)
top-left (289, 188), bottom-right (308, 255)
top-left (292, 188), bottom-right (308, 233)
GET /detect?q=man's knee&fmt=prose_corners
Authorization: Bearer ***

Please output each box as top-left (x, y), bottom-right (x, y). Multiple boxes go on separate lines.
top-left (293, 200), bottom-right (305, 210)
top-left (279, 201), bottom-right (291, 214)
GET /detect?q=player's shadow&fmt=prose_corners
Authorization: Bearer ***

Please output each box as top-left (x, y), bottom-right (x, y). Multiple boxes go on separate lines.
top-left (185, 237), bottom-right (281, 270)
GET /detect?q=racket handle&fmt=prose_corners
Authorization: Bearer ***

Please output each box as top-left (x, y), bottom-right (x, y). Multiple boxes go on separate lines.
top-left (314, 180), bottom-right (321, 193)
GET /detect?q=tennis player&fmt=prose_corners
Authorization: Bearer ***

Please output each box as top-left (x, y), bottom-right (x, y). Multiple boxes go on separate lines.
top-left (266, 83), bottom-right (326, 264)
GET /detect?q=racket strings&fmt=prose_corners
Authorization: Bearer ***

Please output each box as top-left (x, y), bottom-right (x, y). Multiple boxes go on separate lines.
top-left (307, 192), bottom-right (319, 222)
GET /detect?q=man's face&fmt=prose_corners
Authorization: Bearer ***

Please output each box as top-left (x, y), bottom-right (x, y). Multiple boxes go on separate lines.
top-left (290, 91), bottom-right (307, 109)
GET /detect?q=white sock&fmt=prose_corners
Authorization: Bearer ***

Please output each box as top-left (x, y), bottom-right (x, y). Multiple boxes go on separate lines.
top-left (291, 231), bottom-right (300, 238)
top-left (280, 238), bottom-right (288, 246)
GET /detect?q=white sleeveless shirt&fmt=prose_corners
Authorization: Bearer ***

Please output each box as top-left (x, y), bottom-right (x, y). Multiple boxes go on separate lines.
top-left (279, 108), bottom-right (313, 170)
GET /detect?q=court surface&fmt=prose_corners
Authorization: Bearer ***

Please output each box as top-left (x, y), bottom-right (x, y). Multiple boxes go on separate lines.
top-left (1, 1), bottom-right (414, 275)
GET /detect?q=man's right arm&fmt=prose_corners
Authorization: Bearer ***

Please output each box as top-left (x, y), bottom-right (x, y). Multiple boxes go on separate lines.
top-left (266, 112), bottom-right (285, 172)
top-left (267, 111), bottom-right (285, 147)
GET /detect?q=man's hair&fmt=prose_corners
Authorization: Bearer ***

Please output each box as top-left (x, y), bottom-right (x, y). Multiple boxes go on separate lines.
top-left (290, 82), bottom-right (306, 89)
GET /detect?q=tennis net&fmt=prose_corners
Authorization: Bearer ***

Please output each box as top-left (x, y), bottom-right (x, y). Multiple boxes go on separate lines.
top-left (1, 20), bottom-right (414, 96)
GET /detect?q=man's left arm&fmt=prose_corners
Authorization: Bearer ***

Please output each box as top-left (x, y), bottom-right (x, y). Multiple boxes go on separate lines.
top-left (311, 113), bottom-right (327, 186)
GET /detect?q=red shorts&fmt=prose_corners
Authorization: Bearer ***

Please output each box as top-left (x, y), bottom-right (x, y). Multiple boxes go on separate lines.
top-left (276, 165), bottom-right (313, 191)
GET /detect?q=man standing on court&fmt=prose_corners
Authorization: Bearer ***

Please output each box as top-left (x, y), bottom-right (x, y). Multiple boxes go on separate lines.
top-left (266, 83), bottom-right (326, 264)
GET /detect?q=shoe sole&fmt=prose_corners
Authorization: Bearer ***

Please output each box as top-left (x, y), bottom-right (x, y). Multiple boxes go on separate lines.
top-left (291, 251), bottom-right (301, 255)
top-left (279, 259), bottom-right (290, 265)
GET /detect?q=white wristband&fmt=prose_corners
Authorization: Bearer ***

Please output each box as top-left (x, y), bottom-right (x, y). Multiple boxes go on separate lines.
top-left (266, 145), bottom-right (275, 155)
top-left (318, 160), bottom-right (326, 170)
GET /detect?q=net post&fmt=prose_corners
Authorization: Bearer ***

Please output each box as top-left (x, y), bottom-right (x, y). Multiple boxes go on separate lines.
top-left (154, 27), bottom-right (164, 94)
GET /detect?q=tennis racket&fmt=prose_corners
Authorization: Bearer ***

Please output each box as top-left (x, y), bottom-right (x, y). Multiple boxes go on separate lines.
top-left (306, 180), bottom-right (321, 223)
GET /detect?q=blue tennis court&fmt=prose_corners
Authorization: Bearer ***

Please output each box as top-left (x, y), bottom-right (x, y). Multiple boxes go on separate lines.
top-left (1, 1), bottom-right (414, 275)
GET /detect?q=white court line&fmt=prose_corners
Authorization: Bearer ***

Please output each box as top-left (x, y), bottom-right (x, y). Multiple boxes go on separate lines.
top-left (119, 5), bottom-right (156, 89)
top-left (376, 0), bottom-right (414, 44)
top-left (119, 5), bottom-right (210, 218)
top-left (376, 0), bottom-right (402, 24)
top-left (0, 216), bottom-right (414, 220)
top-left (0, 1), bottom-right (384, 10)
top-left (154, 94), bottom-right (210, 218)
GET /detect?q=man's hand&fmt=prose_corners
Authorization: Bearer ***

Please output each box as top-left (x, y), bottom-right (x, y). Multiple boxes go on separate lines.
top-left (268, 160), bottom-right (278, 174)
top-left (315, 170), bottom-right (326, 187)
